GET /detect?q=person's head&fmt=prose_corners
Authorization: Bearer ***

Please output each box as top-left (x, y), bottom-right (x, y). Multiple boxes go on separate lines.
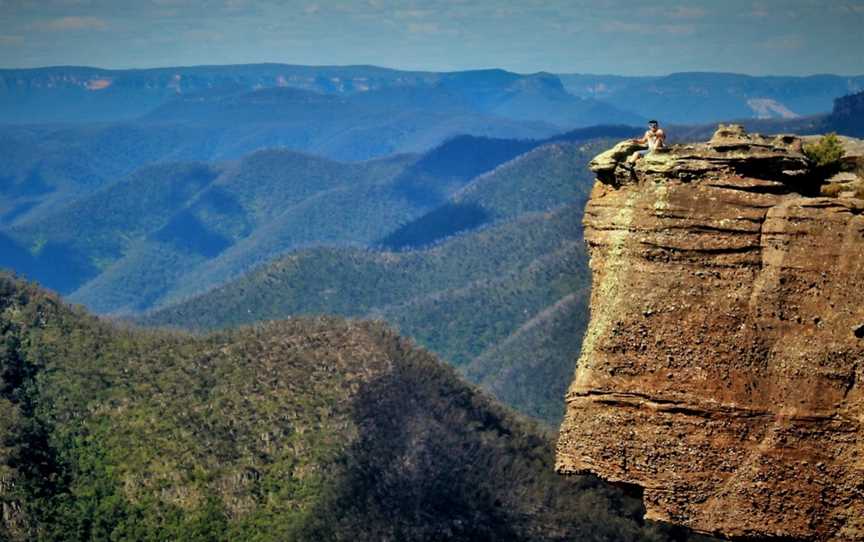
top-left (648, 120), bottom-right (659, 131)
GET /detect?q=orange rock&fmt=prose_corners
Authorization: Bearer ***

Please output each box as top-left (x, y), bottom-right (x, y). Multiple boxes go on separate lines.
top-left (556, 125), bottom-right (864, 541)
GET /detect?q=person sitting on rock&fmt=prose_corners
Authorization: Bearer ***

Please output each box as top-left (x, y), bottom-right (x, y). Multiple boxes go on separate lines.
top-left (628, 120), bottom-right (666, 164)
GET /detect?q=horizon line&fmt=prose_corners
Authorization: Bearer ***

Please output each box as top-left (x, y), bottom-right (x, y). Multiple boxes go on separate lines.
top-left (1, 62), bottom-right (863, 79)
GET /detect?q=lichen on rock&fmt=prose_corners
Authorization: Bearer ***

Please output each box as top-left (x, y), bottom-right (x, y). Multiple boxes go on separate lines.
top-left (556, 125), bottom-right (864, 541)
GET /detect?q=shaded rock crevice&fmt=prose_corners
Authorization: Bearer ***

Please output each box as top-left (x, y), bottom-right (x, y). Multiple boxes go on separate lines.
top-left (556, 126), bottom-right (864, 541)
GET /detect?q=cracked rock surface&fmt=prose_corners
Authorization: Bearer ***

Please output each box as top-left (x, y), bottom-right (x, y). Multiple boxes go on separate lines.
top-left (556, 125), bottom-right (864, 541)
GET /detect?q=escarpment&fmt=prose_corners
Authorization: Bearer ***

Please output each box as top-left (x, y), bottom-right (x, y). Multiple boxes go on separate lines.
top-left (556, 125), bottom-right (864, 541)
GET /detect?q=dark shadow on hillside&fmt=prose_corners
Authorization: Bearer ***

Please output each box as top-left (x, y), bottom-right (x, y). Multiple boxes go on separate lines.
top-left (297, 339), bottom-right (720, 541)
top-left (150, 211), bottom-right (232, 258)
top-left (0, 168), bottom-right (54, 198)
top-left (377, 202), bottom-right (491, 251)
top-left (0, 234), bottom-right (97, 294)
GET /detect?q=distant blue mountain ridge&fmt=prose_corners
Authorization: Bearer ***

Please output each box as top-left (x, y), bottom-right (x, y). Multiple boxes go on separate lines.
top-left (2, 64), bottom-right (861, 126)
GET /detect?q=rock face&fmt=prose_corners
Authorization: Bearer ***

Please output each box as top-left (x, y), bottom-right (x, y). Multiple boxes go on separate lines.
top-left (830, 90), bottom-right (864, 137)
top-left (556, 125), bottom-right (864, 541)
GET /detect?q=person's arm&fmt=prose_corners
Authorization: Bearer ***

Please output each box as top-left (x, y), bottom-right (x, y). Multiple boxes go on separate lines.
top-left (631, 130), bottom-right (649, 144)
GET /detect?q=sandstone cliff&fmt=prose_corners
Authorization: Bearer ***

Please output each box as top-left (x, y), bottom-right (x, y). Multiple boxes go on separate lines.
top-left (556, 126), bottom-right (864, 541)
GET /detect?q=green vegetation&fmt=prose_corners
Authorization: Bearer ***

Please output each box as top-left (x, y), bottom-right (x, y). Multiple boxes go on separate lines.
top-left (142, 203), bottom-right (587, 424)
top-left (141, 140), bottom-right (610, 423)
top-left (6, 134), bottom-right (621, 426)
top-left (464, 293), bottom-right (589, 422)
top-left (0, 272), bottom-right (714, 541)
top-left (803, 132), bottom-right (845, 175)
top-left (4, 135), bottom-right (565, 313)
top-left (2, 149), bottom-right (411, 305)
top-left (378, 139), bottom-right (609, 250)
top-left (2, 130), bottom-right (625, 315)
top-left (820, 178), bottom-right (864, 199)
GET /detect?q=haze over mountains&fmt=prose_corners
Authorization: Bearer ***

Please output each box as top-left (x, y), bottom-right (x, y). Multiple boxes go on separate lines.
top-left (559, 72), bottom-right (864, 123)
top-left (1, 63), bottom-right (863, 425)
top-left (3, 65), bottom-right (862, 126)
top-left (1, 59), bottom-right (862, 540)
top-left (2, 130), bottom-right (622, 423)
top-left (1, 65), bottom-right (860, 230)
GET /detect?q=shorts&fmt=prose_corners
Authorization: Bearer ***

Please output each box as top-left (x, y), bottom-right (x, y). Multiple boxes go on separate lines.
top-left (637, 148), bottom-right (651, 157)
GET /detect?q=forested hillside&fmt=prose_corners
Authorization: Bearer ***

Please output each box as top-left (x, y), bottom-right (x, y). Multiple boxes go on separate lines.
top-left (141, 139), bottom-right (610, 423)
top-left (0, 135), bottom-right (536, 311)
top-left (1, 130), bottom-right (627, 318)
top-left (0, 272), bottom-right (712, 541)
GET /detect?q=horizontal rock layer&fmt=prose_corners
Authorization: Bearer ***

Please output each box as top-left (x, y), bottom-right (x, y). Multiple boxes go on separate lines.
top-left (556, 126), bottom-right (864, 541)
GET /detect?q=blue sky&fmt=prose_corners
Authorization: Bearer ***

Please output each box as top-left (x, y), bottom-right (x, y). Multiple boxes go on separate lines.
top-left (1, 0), bottom-right (862, 75)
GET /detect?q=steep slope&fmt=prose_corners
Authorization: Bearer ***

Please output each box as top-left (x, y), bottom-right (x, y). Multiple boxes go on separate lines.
top-left (379, 138), bottom-right (611, 250)
top-left (824, 89), bottom-right (864, 137)
top-left (464, 293), bottom-right (590, 423)
top-left (56, 135), bottom-right (556, 314)
top-left (556, 126), bottom-right (864, 541)
top-left (0, 272), bottom-right (696, 541)
top-left (436, 71), bottom-right (642, 127)
top-left (1, 150), bottom-right (409, 301)
top-left (1, 162), bottom-right (222, 292)
top-left (140, 203), bottom-right (584, 331)
top-left (140, 140), bottom-right (609, 423)
top-left (152, 135), bottom-right (542, 308)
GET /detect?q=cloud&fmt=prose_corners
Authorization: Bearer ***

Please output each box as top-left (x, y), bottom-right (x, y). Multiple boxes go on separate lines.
top-left (394, 9), bottom-right (435, 19)
top-left (761, 35), bottom-right (804, 51)
top-left (223, 0), bottom-right (252, 10)
top-left (750, 2), bottom-right (770, 17)
top-left (660, 24), bottom-right (696, 35)
top-left (642, 5), bottom-right (707, 19)
top-left (407, 22), bottom-right (440, 34)
top-left (669, 6), bottom-right (707, 18)
top-left (33, 16), bottom-right (108, 30)
top-left (601, 20), bottom-right (695, 35)
top-left (183, 28), bottom-right (225, 41)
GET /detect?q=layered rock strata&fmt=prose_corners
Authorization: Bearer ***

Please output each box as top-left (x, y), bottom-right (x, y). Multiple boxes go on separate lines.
top-left (556, 126), bottom-right (864, 541)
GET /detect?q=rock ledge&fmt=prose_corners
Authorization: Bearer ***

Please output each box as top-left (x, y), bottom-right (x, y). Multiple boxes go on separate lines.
top-left (556, 126), bottom-right (864, 541)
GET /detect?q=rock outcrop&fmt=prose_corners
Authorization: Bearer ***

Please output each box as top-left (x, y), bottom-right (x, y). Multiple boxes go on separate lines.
top-left (829, 90), bottom-right (864, 137)
top-left (556, 126), bottom-right (864, 541)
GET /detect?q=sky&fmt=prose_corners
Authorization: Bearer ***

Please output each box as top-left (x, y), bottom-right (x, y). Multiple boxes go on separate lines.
top-left (0, 0), bottom-right (863, 75)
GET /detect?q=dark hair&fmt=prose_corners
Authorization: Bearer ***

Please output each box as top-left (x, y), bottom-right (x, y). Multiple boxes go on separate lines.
top-left (648, 120), bottom-right (659, 125)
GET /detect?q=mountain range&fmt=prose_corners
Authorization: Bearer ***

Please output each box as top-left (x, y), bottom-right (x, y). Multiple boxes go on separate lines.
top-left (2, 133), bottom-right (622, 424)
top-left (4, 85), bottom-right (863, 424)
top-left (3, 271), bottom-right (719, 541)
top-left (2, 63), bottom-right (862, 426)
top-left (0, 127), bottom-right (636, 311)
top-left (4, 65), bottom-right (862, 127)
top-left (1, 61), bottom-right (862, 540)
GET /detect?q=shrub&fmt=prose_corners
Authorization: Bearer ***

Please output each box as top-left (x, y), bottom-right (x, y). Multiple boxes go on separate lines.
top-left (804, 133), bottom-right (845, 176)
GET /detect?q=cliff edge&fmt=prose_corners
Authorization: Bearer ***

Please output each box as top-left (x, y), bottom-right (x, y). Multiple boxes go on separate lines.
top-left (556, 125), bottom-right (864, 541)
